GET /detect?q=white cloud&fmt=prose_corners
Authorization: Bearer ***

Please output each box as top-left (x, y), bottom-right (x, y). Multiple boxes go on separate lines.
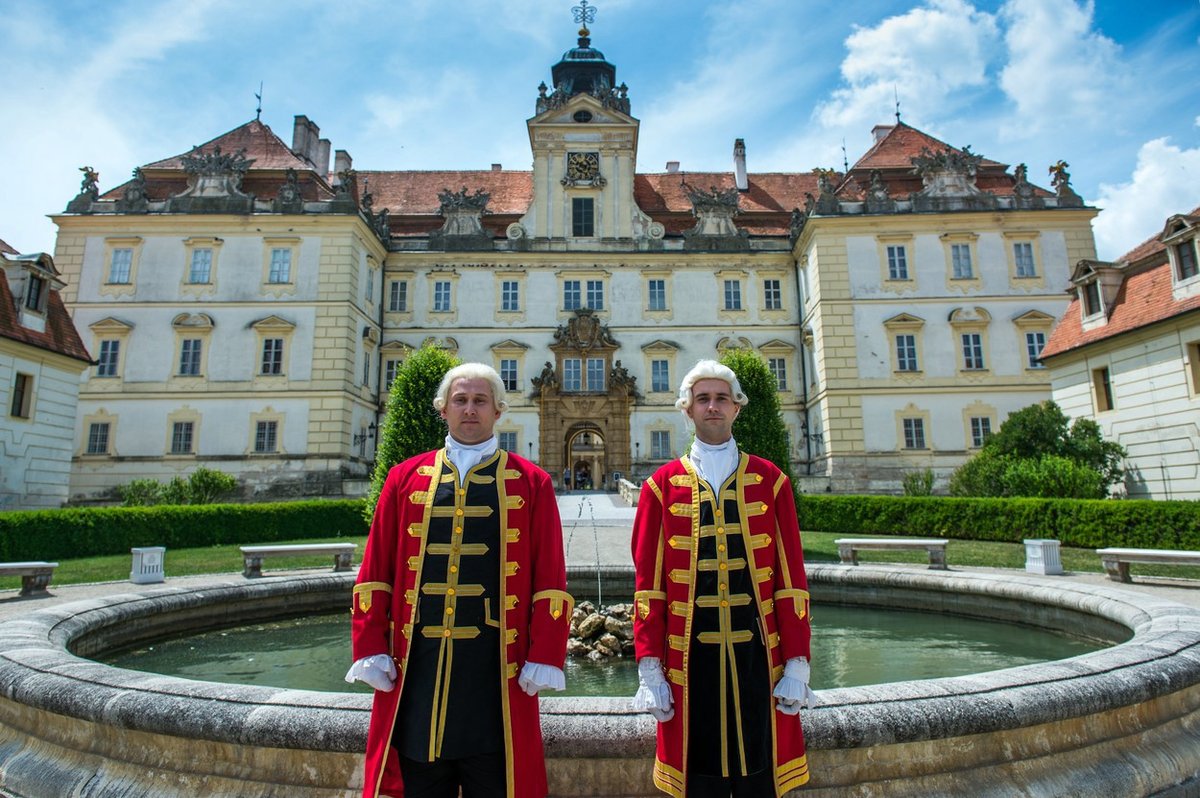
top-left (1092, 137), bottom-right (1200, 260)
top-left (998, 0), bottom-right (1124, 134)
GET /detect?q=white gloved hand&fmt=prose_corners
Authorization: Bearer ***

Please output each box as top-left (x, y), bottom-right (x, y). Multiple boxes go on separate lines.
top-left (772, 656), bottom-right (817, 714)
top-left (518, 662), bottom-right (566, 696)
top-left (632, 657), bottom-right (675, 722)
top-left (345, 654), bottom-right (397, 692)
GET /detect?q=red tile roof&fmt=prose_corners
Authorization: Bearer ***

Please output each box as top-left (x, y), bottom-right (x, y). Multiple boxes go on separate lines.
top-left (142, 119), bottom-right (313, 172)
top-left (0, 260), bottom-right (91, 364)
top-left (850, 123), bottom-right (1006, 171)
top-left (1041, 205), bottom-right (1200, 360)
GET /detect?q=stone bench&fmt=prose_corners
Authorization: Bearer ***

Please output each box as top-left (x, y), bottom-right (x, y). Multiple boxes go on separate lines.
top-left (1096, 547), bottom-right (1200, 583)
top-left (0, 562), bottom-right (59, 595)
top-left (240, 544), bottom-right (356, 579)
top-left (835, 538), bottom-right (949, 570)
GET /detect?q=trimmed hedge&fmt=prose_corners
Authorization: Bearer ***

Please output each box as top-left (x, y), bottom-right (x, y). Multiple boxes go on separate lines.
top-left (797, 494), bottom-right (1200, 550)
top-left (0, 500), bottom-right (367, 562)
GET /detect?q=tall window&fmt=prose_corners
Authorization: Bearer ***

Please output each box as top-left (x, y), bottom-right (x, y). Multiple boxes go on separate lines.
top-left (389, 281), bottom-right (408, 312)
top-left (501, 280), bottom-right (520, 311)
top-left (586, 279), bottom-right (604, 310)
top-left (896, 334), bottom-right (918, 372)
top-left (887, 245), bottom-right (908, 280)
top-left (433, 280), bottom-right (452, 312)
top-left (1083, 281), bottom-right (1102, 316)
top-left (951, 244), bottom-right (973, 279)
top-left (9, 373), bottom-right (32, 418)
top-left (179, 339), bottom-right (202, 376)
top-left (651, 430), bottom-right (671, 460)
top-left (498, 431), bottom-right (518, 452)
top-left (572, 197), bottom-right (595, 237)
top-left (86, 422), bottom-right (110, 455)
top-left (385, 359), bottom-right (400, 391)
top-left (586, 357), bottom-right (605, 391)
top-left (261, 338), bottom-right (284, 375)
top-left (970, 416), bottom-right (991, 448)
top-left (648, 279), bottom-right (666, 311)
top-left (902, 418), bottom-right (926, 449)
top-left (500, 359), bottom-right (518, 391)
top-left (1013, 242), bottom-right (1036, 278)
top-left (97, 340), bottom-right (120, 377)
top-left (1093, 367), bottom-right (1114, 412)
top-left (362, 351), bottom-right (371, 386)
top-left (268, 248), bottom-right (291, 284)
top-left (763, 279), bottom-right (782, 310)
top-left (562, 358), bottom-right (582, 391)
top-left (961, 333), bottom-right (985, 370)
top-left (188, 248), bottom-right (212, 283)
top-left (1025, 332), bottom-right (1046, 368)
top-left (171, 421), bottom-right (194, 455)
top-left (768, 357), bottom-right (788, 390)
top-left (108, 248), bottom-right (133, 284)
top-left (255, 420), bottom-right (278, 453)
top-left (24, 275), bottom-right (46, 312)
top-left (1176, 241), bottom-right (1199, 280)
top-left (563, 280), bottom-right (581, 310)
top-left (723, 279), bottom-right (742, 310)
top-left (651, 360), bottom-right (670, 392)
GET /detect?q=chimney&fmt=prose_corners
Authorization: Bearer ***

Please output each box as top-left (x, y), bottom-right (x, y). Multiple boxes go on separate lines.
top-left (871, 124), bottom-right (895, 143)
top-left (666, 161), bottom-right (680, 174)
top-left (333, 149), bottom-right (353, 180)
top-left (317, 139), bottom-right (332, 176)
top-left (305, 119), bottom-right (321, 165)
top-left (733, 138), bottom-right (748, 191)
top-left (491, 163), bottom-right (502, 171)
top-left (292, 115), bottom-right (311, 161)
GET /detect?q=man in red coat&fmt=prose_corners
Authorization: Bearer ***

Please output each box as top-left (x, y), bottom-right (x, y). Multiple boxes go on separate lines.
top-left (348, 363), bottom-right (573, 798)
top-left (631, 360), bottom-right (816, 797)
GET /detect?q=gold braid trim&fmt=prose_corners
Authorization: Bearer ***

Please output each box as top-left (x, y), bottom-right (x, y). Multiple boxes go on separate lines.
top-left (532, 589), bottom-right (575, 620)
top-left (634, 589), bottom-right (667, 620)
top-left (776, 587), bottom-right (811, 620)
top-left (352, 581), bottom-right (392, 614)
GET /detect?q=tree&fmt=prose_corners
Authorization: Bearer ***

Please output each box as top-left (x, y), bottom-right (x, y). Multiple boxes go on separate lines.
top-left (949, 401), bottom-right (1125, 498)
top-left (365, 345), bottom-right (459, 519)
top-left (721, 349), bottom-right (793, 480)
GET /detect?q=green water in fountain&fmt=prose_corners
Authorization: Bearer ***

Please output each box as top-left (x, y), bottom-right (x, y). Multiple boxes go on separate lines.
top-left (102, 605), bottom-right (1105, 696)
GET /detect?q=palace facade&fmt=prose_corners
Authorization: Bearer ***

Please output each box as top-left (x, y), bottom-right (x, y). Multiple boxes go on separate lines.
top-left (51, 26), bottom-right (1097, 501)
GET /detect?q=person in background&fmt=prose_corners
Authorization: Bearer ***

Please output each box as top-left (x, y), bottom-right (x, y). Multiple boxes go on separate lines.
top-left (630, 359), bottom-right (815, 797)
top-left (348, 363), bottom-right (573, 798)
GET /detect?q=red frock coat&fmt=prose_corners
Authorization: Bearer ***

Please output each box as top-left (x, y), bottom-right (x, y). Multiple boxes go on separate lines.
top-left (631, 454), bottom-right (811, 797)
top-left (352, 449), bottom-right (573, 798)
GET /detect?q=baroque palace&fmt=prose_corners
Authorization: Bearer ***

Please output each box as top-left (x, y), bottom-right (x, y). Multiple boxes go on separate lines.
top-left (51, 23), bottom-right (1098, 502)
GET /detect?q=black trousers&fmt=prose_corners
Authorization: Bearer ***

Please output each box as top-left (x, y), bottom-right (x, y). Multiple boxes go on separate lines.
top-left (686, 768), bottom-right (775, 798)
top-left (398, 751), bottom-right (507, 798)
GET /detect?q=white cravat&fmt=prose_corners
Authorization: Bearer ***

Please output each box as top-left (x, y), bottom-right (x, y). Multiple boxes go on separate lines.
top-left (689, 436), bottom-right (739, 489)
top-left (444, 435), bottom-right (497, 484)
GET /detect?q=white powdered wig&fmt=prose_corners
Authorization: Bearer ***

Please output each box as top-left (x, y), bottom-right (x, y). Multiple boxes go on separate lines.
top-left (433, 363), bottom-right (509, 413)
top-left (674, 359), bottom-right (749, 417)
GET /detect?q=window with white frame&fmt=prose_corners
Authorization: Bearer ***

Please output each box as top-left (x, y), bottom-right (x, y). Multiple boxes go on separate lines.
top-left (723, 279), bottom-right (742, 310)
top-left (501, 280), bottom-right (520, 312)
top-left (951, 244), bottom-right (973, 279)
top-left (500, 359), bottom-right (518, 391)
top-left (648, 279), bottom-right (666, 311)
top-left (498, 431), bottom-right (518, 452)
top-left (563, 280), bottom-right (581, 310)
top-left (10, 373), bottom-right (32, 418)
top-left (261, 338), bottom-right (284, 375)
top-left (389, 280), bottom-right (408, 312)
top-left (24, 274), bottom-right (45, 312)
top-left (255, 420), bottom-right (278, 453)
top-left (433, 280), bottom-right (452, 312)
top-left (108, 248), bottom-right (133, 284)
top-left (97, 340), bottom-right (120, 377)
top-left (969, 416), bottom-right (991, 448)
top-left (1025, 331), bottom-right (1046, 368)
top-left (768, 357), bottom-right (788, 390)
top-left (179, 339), bottom-right (202, 376)
top-left (384, 359), bottom-right (400, 391)
top-left (763, 279), bottom-right (782, 310)
top-left (961, 332), bottom-right (985, 370)
top-left (1013, 242), bottom-right (1036, 278)
top-left (268, 248), bottom-right (291, 284)
top-left (651, 360), bottom-right (669, 392)
top-left (562, 358), bottom-right (582, 391)
top-left (902, 417), bottom-right (926, 449)
top-left (1176, 240), bottom-right (1199, 281)
top-left (171, 421), bottom-right (194, 455)
top-left (86, 422), bottom-right (110, 455)
top-left (586, 279), bottom-right (604, 310)
top-left (1083, 280), bottom-right (1103, 316)
top-left (188, 248), bottom-right (213, 283)
top-left (887, 245), bottom-right (909, 280)
top-left (896, 334), bottom-right (918, 372)
top-left (651, 430), bottom-right (671, 460)
top-left (587, 358), bottom-right (605, 391)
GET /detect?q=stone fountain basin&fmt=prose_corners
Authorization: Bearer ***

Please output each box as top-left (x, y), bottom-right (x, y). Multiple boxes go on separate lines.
top-left (0, 565), bottom-right (1198, 797)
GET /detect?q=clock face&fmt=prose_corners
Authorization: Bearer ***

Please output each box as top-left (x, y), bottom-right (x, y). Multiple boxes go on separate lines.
top-left (567, 152), bottom-right (600, 181)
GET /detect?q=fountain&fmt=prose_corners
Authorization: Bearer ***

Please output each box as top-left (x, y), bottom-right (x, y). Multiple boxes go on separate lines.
top-left (0, 565), bottom-right (1197, 796)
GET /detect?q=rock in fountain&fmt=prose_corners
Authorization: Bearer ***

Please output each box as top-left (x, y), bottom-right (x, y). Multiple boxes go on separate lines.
top-left (568, 600), bottom-right (635, 660)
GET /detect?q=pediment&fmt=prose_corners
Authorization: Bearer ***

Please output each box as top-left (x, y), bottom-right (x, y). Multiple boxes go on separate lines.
top-left (759, 338), bottom-right (795, 352)
top-left (89, 316), bottom-right (135, 333)
top-left (1012, 309), bottom-right (1056, 325)
top-left (641, 339), bottom-right (680, 353)
top-left (380, 340), bottom-right (411, 354)
top-left (491, 339), bottom-right (529, 352)
top-left (948, 307), bottom-right (992, 324)
top-left (530, 93), bottom-right (637, 127)
top-left (172, 312), bottom-right (214, 329)
top-left (1161, 214), bottom-right (1199, 243)
top-left (1070, 259), bottom-right (1121, 285)
top-left (249, 315), bottom-right (295, 331)
top-left (882, 313), bottom-right (925, 327)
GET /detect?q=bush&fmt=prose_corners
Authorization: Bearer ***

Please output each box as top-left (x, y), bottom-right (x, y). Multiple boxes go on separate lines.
top-left (0, 500), bottom-right (367, 562)
top-left (901, 469), bottom-right (935, 496)
top-left (119, 479), bottom-right (163, 506)
top-left (722, 349), bottom-right (793, 479)
top-left (119, 467), bottom-right (239, 507)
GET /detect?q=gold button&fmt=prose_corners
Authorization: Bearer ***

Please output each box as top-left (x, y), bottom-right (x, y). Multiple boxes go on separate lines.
top-left (449, 565), bottom-right (458, 574)
top-left (447, 588), bottom-right (456, 596)
top-left (720, 583), bottom-right (727, 592)
top-left (455, 509), bottom-right (463, 516)
top-left (716, 509), bottom-right (723, 517)
top-left (717, 527), bottom-right (724, 534)
top-left (443, 629), bottom-right (452, 637)
top-left (719, 563), bottom-right (727, 571)
top-left (720, 600), bottom-right (729, 608)
top-left (458, 488), bottom-right (466, 496)
top-left (445, 607), bottom-right (454, 615)
top-left (552, 610), bottom-right (561, 618)
top-left (718, 544), bottom-right (726, 552)
top-left (455, 527), bottom-right (463, 534)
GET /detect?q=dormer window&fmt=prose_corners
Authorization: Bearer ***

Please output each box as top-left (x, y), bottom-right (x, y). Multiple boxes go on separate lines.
top-left (1175, 240), bottom-right (1198, 281)
top-left (1082, 280), bottom-right (1103, 317)
top-left (24, 274), bottom-right (46, 313)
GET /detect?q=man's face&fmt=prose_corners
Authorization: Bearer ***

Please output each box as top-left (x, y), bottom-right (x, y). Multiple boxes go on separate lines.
top-left (440, 377), bottom-right (502, 445)
top-left (687, 378), bottom-right (740, 445)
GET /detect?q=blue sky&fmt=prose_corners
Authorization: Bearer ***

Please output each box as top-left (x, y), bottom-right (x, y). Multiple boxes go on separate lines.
top-left (2, 0), bottom-right (1198, 260)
